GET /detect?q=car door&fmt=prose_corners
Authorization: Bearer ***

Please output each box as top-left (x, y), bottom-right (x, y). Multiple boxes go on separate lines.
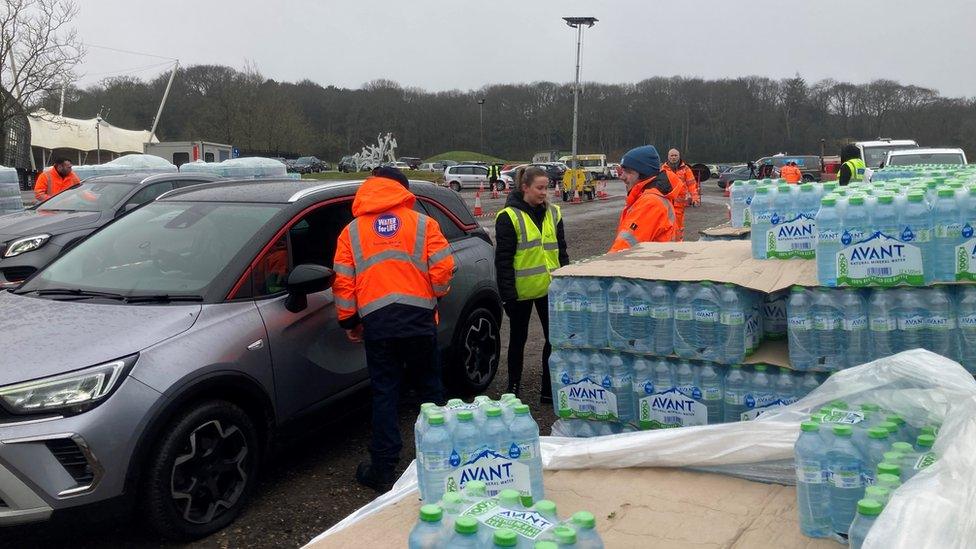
top-left (252, 199), bottom-right (368, 420)
top-left (474, 166), bottom-right (489, 189)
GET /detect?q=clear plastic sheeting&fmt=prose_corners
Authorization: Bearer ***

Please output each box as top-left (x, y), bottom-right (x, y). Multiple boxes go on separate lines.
top-left (304, 350), bottom-right (976, 549)
top-left (103, 153), bottom-right (178, 174)
top-left (216, 157), bottom-right (287, 179)
top-left (178, 160), bottom-right (222, 176)
top-left (0, 166), bottom-right (23, 213)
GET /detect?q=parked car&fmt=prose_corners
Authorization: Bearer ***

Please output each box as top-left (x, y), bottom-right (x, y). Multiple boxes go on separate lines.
top-left (0, 178), bottom-right (501, 538)
top-left (755, 155), bottom-right (822, 182)
top-left (884, 147), bottom-right (967, 167)
top-left (392, 161), bottom-right (412, 170)
top-left (398, 157), bottom-right (422, 170)
top-left (717, 164), bottom-right (751, 189)
top-left (292, 156), bottom-right (329, 173)
top-left (853, 139), bottom-right (918, 168)
top-left (530, 162), bottom-right (566, 188)
top-left (0, 173), bottom-right (220, 288)
top-left (338, 156), bottom-right (359, 173)
top-left (418, 162), bottom-right (446, 172)
top-left (444, 164), bottom-right (494, 192)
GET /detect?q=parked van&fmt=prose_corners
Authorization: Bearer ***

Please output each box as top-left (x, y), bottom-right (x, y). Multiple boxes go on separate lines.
top-left (559, 154), bottom-right (609, 179)
top-left (853, 139), bottom-right (918, 168)
top-left (755, 154), bottom-right (823, 181)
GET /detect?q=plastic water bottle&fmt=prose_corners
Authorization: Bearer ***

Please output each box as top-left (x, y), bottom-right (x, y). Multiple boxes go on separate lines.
top-left (698, 362), bottom-right (725, 424)
top-left (868, 288), bottom-right (898, 360)
top-left (731, 181), bottom-right (747, 227)
top-left (606, 353), bottom-right (634, 424)
top-left (586, 351), bottom-right (606, 388)
top-left (746, 364), bottom-right (772, 411)
top-left (649, 282), bottom-right (674, 355)
top-left (631, 355), bottom-right (653, 421)
top-left (811, 289), bottom-right (842, 372)
top-left (848, 499), bottom-right (883, 549)
top-left (723, 365), bottom-right (748, 422)
top-left (933, 187), bottom-right (962, 282)
top-left (800, 371), bottom-right (821, 397)
top-left (787, 287), bottom-right (814, 370)
top-left (957, 286), bottom-right (976, 374)
top-left (559, 278), bottom-right (588, 347)
top-left (693, 282), bottom-right (721, 361)
top-left (864, 486), bottom-right (891, 506)
top-left (491, 529), bottom-right (519, 548)
top-left (794, 421), bottom-right (831, 538)
top-left (673, 360), bottom-right (696, 399)
top-left (762, 290), bottom-right (789, 341)
top-left (420, 414), bottom-right (453, 503)
top-left (551, 350), bottom-right (572, 400)
top-left (841, 289), bottom-right (868, 369)
top-left (509, 404), bottom-right (544, 505)
top-left (570, 511), bottom-right (604, 549)
top-left (843, 195), bottom-right (869, 247)
top-left (797, 183), bottom-right (819, 218)
top-left (409, 504), bottom-right (444, 549)
top-left (673, 283), bottom-right (695, 358)
top-left (719, 284), bottom-right (746, 364)
top-left (449, 516), bottom-right (481, 548)
top-left (553, 525), bottom-right (579, 547)
top-left (652, 359), bottom-right (674, 393)
top-left (895, 288), bottom-right (926, 352)
top-left (606, 279), bottom-right (631, 350)
top-left (925, 286), bottom-right (956, 359)
top-left (626, 282), bottom-right (653, 352)
top-left (415, 402), bottom-right (438, 493)
top-left (863, 427), bottom-right (891, 486)
top-left (901, 192), bottom-right (934, 283)
top-left (827, 424), bottom-right (865, 535)
top-left (872, 192), bottom-right (899, 237)
top-left (585, 279), bottom-right (608, 348)
top-left (751, 186), bottom-right (773, 259)
top-left (484, 406), bottom-right (508, 454)
top-left (453, 410), bottom-right (481, 466)
top-left (816, 196), bottom-right (842, 285)
top-left (774, 366), bottom-right (797, 405)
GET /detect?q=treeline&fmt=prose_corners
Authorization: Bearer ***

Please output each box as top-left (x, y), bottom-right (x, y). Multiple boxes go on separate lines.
top-left (45, 65), bottom-right (976, 163)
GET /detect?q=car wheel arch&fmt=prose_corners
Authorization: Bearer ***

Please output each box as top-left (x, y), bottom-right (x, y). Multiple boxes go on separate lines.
top-left (444, 288), bottom-right (502, 394)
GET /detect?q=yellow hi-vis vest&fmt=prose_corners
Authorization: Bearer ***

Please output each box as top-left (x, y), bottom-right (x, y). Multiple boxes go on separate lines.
top-left (498, 204), bottom-right (562, 300)
top-left (843, 157), bottom-right (866, 183)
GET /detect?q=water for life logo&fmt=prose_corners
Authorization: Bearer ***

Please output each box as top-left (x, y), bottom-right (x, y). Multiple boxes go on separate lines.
top-left (373, 213), bottom-right (401, 237)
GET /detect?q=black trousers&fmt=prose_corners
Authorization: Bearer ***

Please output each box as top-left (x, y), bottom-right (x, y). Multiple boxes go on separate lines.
top-left (503, 296), bottom-right (552, 397)
top-left (363, 335), bottom-right (443, 468)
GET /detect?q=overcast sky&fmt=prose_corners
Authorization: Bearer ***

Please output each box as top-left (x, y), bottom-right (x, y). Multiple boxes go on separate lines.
top-left (73, 0), bottom-right (976, 97)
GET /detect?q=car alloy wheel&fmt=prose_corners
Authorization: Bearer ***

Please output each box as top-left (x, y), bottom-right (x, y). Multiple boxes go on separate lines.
top-left (460, 310), bottom-right (499, 389)
top-left (450, 181), bottom-right (462, 192)
top-left (170, 419), bottom-right (249, 525)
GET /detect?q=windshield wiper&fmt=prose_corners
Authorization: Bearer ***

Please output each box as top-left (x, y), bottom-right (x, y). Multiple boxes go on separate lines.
top-left (37, 208), bottom-right (78, 213)
top-left (123, 294), bottom-right (204, 304)
top-left (27, 288), bottom-right (127, 300)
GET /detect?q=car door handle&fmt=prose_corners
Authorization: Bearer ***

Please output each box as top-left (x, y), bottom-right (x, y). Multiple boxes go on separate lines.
top-left (247, 339), bottom-right (265, 351)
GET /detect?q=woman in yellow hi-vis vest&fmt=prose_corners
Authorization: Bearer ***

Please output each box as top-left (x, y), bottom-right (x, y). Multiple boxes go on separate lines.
top-left (494, 166), bottom-right (569, 402)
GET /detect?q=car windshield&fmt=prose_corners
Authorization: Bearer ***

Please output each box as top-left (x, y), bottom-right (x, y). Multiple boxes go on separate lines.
top-left (577, 159), bottom-right (604, 168)
top-left (37, 181), bottom-right (133, 212)
top-left (21, 201), bottom-right (282, 297)
top-left (864, 145), bottom-right (917, 168)
top-left (888, 153), bottom-right (965, 166)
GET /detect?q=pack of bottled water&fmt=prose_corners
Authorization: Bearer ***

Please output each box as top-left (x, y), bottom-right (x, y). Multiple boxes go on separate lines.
top-left (550, 350), bottom-right (824, 435)
top-left (214, 156), bottom-right (288, 178)
top-left (794, 399), bottom-right (940, 545)
top-left (749, 179), bottom-right (831, 259)
top-left (786, 284), bottom-right (976, 374)
top-left (549, 277), bottom-right (764, 364)
top-left (102, 153), bottom-right (179, 174)
top-left (0, 166), bottom-right (23, 213)
top-left (415, 396), bottom-right (544, 508)
top-left (409, 482), bottom-right (605, 548)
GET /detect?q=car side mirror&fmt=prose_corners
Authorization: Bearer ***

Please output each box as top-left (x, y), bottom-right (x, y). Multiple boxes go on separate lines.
top-left (285, 264), bottom-right (334, 313)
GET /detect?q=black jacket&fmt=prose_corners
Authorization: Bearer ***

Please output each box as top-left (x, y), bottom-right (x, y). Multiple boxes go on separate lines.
top-left (494, 191), bottom-right (569, 304)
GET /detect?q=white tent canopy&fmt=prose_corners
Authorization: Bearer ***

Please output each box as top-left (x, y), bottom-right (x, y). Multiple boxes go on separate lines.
top-left (28, 109), bottom-right (158, 154)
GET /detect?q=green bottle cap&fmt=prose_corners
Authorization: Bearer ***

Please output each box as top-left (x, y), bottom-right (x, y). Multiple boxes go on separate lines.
top-left (493, 528), bottom-right (519, 547)
top-left (499, 489), bottom-right (522, 507)
top-left (938, 188), bottom-right (955, 198)
top-left (454, 516), bottom-right (479, 534)
top-left (534, 499), bottom-right (557, 516)
top-left (860, 403), bottom-right (881, 412)
top-left (892, 441), bottom-right (913, 453)
top-left (877, 462), bottom-right (901, 477)
top-left (801, 183), bottom-right (814, 192)
top-left (448, 398), bottom-right (464, 406)
top-left (849, 195), bottom-right (865, 205)
top-left (428, 413), bottom-right (445, 426)
top-left (907, 192), bottom-right (925, 203)
top-left (857, 498), bottom-right (884, 516)
top-left (882, 451), bottom-right (902, 464)
top-left (820, 196), bottom-right (837, 206)
top-left (777, 184), bottom-right (791, 193)
top-left (485, 406), bottom-right (503, 418)
top-left (830, 400), bottom-right (848, 409)
top-left (501, 393), bottom-right (517, 402)
top-left (443, 491), bottom-right (463, 505)
top-left (420, 402), bottom-right (437, 411)
top-left (465, 480), bottom-right (487, 496)
top-left (753, 364), bottom-right (768, 372)
top-left (865, 486), bottom-right (890, 502)
top-left (916, 434), bottom-right (936, 448)
top-left (833, 424), bottom-right (853, 437)
top-left (571, 511), bottom-right (596, 529)
top-left (419, 504), bottom-right (443, 522)
top-left (878, 421), bottom-right (898, 434)
top-left (809, 412), bottom-right (826, 423)
top-left (876, 473), bottom-right (901, 488)
top-left (756, 186), bottom-right (769, 194)
top-left (886, 414), bottom-right (906, 426)
top-left (457, 410), bottom-right (475, 422)
top-left (878, 193), bottom-right (894, 204)
top-left (791, 285), bottom-right (808, 293)
top-left (553, 525), bottom-right (578, 545)
top-left (920, 426), bottom-right (938, 436)
top-left (514, 404), bottom-right (531, 415)
top-left (800, 421), bottom-right (820, 432)
top-left (534, 542), bottom-right (559, 549)
top-left (868, 427), bottom-right (889, 440)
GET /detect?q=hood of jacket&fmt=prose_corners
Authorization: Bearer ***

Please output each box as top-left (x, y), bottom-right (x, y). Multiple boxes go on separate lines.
top-left (628, 174), bottom-right (672, 206)
top-left (505, 190), bottom-right (547, 215)
top-left (352, 176), bottom-right (416, 216)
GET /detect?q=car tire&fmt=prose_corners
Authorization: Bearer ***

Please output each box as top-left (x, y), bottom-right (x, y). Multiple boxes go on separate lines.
top-left (141, 400), bottom-right (260, 541)
top-left (492, 181), bottom-right (505, 192)
top-left (447, 305), bottom-right (500, 394)
top-left (450, 181), bottom-right (462, 192)
top-left (802, 174), bottom-right (815, 182)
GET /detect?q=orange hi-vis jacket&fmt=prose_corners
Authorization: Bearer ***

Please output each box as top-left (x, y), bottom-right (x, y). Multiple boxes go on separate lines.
top-left (34, 167), bottom-right (80, 202)
top-left (662, 161), bottom-right (699, 202)
top-left (332, 177), bottom-right (455, 330)
top-left (609, 175), bottom-right (676, 252)
top-left (781, 165), bottom-right (803, 184)
top-left (660, 170), bottom-right (688, 241)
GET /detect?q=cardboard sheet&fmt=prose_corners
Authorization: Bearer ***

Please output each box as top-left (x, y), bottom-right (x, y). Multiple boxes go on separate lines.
top-left (554, 241), bottom-right (819, 293)
top-left (308, 468), bottom-right (835, 549)
top-left (700, 225), bottom-right (751, 238)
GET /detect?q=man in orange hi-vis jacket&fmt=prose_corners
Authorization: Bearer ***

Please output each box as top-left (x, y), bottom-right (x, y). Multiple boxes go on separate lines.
top-left (34, 156), bottom-right (80, 202)
top-left (332, 167), bottom-right (455, 492)
top-left (609, 145), bottom-right (676, 252)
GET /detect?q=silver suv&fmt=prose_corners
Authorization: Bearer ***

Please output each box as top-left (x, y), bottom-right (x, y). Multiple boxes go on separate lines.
top-left (444, 164), bottom-right (494, 192)
top-left (0, 179), bottom-right (501, 539)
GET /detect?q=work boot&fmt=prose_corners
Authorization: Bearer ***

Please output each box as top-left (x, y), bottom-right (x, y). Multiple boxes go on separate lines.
top-left (355, 461), bottom-right (394, 493)
top-left (505, 380), bottom-right (521, 398)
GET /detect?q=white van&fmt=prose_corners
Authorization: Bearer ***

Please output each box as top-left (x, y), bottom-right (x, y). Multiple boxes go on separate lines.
top-left (559, 154), bottom-right (609, 179)
top-left (884, 147), bottom-right (967, 167)
top-left (854, 139), bottom-right (918, 168)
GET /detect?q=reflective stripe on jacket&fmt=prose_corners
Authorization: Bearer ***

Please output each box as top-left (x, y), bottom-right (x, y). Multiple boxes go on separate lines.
top-left (843, 158), bottom-right (866, 183)
top-left (332, 177), bottom-right (455, 327)
top-left (609, 176), bottom-right (676, 252)
top-left (33, 167), bottom-right (80, 202)
top-left (497, 204), bottom-right (561, 300)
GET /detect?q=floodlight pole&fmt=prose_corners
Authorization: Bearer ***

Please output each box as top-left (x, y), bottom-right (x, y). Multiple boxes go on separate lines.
top-left (563, 17), bottom-right (597, 171)
top-left (95, 114), bottom-right (102, 164)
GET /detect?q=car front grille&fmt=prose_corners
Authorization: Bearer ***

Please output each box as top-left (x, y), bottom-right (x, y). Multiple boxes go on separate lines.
top-left (45, 439), bottom-right (95, 485)
top-left (0, 266), bottom-right (35, 282)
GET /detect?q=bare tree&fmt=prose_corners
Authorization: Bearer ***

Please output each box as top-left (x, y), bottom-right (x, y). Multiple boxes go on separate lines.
top-left (0, 0), bottom-right (82, 165)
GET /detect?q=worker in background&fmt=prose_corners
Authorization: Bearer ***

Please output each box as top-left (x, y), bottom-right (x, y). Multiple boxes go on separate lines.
top-left (838, 144), bottom-right (865, 186)
top-left (488, 163), bottom-right (501, 191)
top-left (495, 165), bottom-right (569, 403)
top-left (609, 145), bottom-right (676, 252)
top-left (781, 161), bottom-right (803, 184)
top-left (34, 156), bottom-right (80, 202)
top-left (747, 160), bottom-right (758, 178)
top-left (662, 149), bottom-right (700, 206)
top-left (332, 166), bottom-right (455, 492)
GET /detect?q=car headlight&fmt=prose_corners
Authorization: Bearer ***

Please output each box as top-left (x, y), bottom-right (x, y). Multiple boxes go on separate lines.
top-left (0, 356), bottom-right (135, 415)
top-left (3, 234), bottom-right (51, 258)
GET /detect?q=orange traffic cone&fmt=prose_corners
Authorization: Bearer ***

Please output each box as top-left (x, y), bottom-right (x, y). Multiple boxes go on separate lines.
top-left (491, 182), bottom-right (499, 199)
top-left (473, 190), bottom-right (483, 216)
top-left (572, 186), bottom-right (582, 204)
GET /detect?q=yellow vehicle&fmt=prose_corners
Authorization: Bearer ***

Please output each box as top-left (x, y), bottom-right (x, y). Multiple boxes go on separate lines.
top-left (559, 154), bottom-right (610, 179)
top-left (560, 167), bottom-right (594, 201)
